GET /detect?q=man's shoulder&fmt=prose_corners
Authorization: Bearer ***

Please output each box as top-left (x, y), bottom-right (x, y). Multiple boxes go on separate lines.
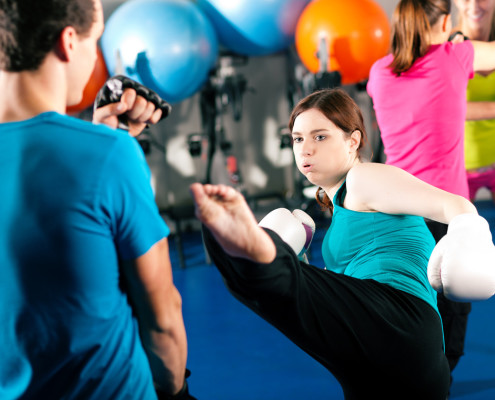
top-left (44, 112), bottom-right (122, 139)
top-left (38, 112), bottom-right (137, 151)
top-left (29, 112), bottom-right (140, 164)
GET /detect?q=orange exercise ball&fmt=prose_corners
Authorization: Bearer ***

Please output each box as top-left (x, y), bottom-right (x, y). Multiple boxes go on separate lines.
top-left (295, 0), bottom-right (390, 85)
top-left (67, 47), bottom-right (109, 114)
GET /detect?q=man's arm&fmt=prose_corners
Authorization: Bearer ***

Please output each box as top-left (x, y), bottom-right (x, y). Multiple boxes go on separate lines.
top-left (121, 238), bottom-right (188, 395)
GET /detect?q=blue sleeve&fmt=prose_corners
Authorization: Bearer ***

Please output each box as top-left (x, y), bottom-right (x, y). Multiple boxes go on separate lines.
top-left (98, 134), bottom-right (170, 260)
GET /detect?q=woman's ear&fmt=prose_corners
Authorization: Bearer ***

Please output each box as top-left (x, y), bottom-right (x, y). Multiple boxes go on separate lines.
top-left (349, 130), bottom-right (362, 152)
top-left (54, 26), bottom-right (77, 62)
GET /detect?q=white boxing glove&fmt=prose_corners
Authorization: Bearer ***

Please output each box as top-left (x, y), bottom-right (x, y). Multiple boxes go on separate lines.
top-left (259, 208), bottom-right (315, 261)
top-left (428, 213), bottom-right (495, 302)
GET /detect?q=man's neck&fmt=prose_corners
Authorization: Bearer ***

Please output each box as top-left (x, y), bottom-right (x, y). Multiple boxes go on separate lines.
top-left (0, 58), bottom-right (66, 123)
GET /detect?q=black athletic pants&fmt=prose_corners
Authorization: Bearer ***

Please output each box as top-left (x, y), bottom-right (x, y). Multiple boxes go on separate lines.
top-left (203, 226), bottom-right (450, 400)
top-left (425, 220), bottom-right (472, 384)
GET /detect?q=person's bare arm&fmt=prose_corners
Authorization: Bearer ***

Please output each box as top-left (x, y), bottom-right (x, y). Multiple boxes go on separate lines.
top-left (121, 238), bottom-right (187, 395)
top-left (465, 100), bottom-right (495, 120)
top-left (471, 40), bottom-right (495, 72)
top-left (345, 163), bottom-right (477, 224)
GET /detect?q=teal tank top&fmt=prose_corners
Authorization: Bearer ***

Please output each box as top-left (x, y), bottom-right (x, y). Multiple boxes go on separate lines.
top-left (322, 182), bottom-right (439, 315)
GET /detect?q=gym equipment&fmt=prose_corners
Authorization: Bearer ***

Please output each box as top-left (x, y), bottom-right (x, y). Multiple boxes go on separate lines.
top-left (295, 0), bottom-right (390, 85)
top-left (292, 208), bottom-right (316, 258)
top-left (197, 0), bottom-right (311, 56)
top-left (94, 75), bottom-right (172, 130)
top-left (66, 46), bottom-right (108, 113)
top-left (190, 53), bottom-right (250, 186)
top-left (259, 208), bottom-right (316, 261)
top-left (101, 0), bottom-right (219, 104)
top-left (428, 213), bottom-right (495, 302)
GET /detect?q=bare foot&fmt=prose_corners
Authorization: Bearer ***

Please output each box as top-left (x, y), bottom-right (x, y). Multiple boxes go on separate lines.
top-left (189, 183), bottom-right (276, 263)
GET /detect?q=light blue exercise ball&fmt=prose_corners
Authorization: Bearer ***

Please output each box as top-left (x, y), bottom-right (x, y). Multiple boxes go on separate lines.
top-left (196, 0), bottom-right (311, 56)
top-left (101, 0), bottom-right (219, 103)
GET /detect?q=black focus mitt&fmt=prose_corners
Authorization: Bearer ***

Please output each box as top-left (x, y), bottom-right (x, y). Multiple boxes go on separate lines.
top-left (94, 75), bottom-right (171, 129)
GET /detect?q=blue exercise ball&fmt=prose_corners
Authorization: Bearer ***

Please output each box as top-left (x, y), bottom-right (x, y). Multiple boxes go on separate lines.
top-left (196, 0), bottom-right (311, 56)
top-left (101, 0), bottom-right (218, 103)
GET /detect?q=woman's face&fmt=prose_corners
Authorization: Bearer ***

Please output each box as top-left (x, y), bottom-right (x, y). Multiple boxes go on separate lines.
top-left (291, 108), bottom-right (359, 191)
top-left (455, 0), bottom-right (495, 34)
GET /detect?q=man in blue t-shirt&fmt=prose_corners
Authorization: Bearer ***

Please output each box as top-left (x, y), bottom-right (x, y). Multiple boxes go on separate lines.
top-left (0, 1), bottom-right (191, 399)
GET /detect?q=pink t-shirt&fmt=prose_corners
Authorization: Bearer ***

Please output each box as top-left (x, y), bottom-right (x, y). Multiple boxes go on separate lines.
top-left (367, 41), bottom-right (474, 198)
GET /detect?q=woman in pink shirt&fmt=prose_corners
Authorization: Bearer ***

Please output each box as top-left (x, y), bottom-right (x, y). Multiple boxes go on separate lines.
top-left (367, 0), bottom-right (495, 395)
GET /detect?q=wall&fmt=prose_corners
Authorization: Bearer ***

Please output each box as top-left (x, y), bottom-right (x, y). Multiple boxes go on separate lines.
top-left (99, 0), bottom-right (402, 212)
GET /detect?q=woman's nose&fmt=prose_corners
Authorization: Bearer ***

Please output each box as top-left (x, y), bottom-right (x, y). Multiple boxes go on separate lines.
top-left (470, 0), bottom-right (481, 12)
top-left (301, 142), bottom-right (313, 156)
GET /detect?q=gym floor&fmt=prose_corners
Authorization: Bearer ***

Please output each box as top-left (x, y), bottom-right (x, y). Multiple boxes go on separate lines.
top-left (168, 199), bottom-right (495, 400)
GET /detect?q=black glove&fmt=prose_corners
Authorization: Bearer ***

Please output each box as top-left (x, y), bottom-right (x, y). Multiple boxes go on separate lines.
top-left (448, 31), bottom-right (469, 41)
top-left (155, 369), bottom-right (197, 400)
top-left (94, 75), bottom-right (172, 129)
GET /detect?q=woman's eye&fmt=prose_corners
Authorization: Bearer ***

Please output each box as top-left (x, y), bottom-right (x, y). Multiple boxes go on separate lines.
top-left (292, 137), bottom-right (302, 143)
top-left (315, 135), bottom-right (326, 141)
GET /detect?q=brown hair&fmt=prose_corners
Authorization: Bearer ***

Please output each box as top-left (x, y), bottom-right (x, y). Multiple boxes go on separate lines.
top-left (389, 0), bottom-right (451, 75)
top-left (288, 88), bottom-right (368, 214)
top-left (0, 0), bottom-right (96, 71)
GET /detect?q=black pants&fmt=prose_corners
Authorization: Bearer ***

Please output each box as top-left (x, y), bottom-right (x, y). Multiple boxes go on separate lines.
top-left (425, 220), bottom-right (472, 383)
top-left (203, 227), bottom-right (450, 400)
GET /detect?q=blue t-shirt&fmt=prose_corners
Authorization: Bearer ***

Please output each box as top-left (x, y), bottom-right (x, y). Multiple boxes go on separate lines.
top-left (322, 182), bottom-right (439, 315)
top-left (0, 112), bottom-right (169, 399)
